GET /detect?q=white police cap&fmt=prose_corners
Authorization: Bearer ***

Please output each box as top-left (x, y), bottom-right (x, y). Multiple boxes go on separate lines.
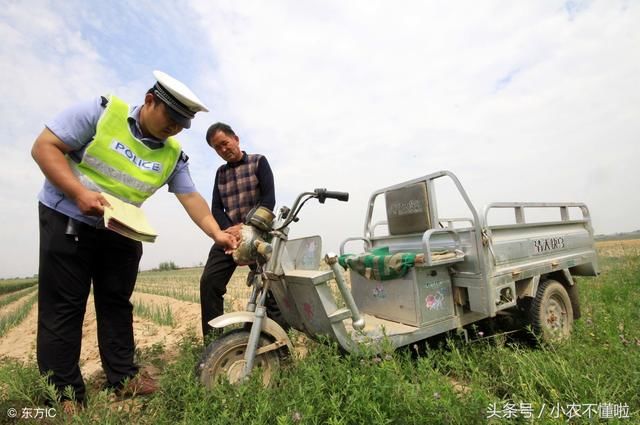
top-left (152, 70), bottom-right (209, 129)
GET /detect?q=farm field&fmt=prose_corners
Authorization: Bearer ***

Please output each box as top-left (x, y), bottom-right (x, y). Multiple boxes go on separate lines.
top-left (0, 268), bottom-right (251, 381)
top-left (0, 240), bottom-right (639, 424)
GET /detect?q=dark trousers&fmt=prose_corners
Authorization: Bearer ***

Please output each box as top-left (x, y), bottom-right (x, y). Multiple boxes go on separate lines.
top-left (37, 203), bottom-right (142, 402)
top-left (200, 245), bottom-right (286, 338)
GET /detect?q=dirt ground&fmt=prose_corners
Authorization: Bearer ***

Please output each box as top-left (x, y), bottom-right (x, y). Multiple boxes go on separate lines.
top-left (0, 291), bottom-right (204, 382)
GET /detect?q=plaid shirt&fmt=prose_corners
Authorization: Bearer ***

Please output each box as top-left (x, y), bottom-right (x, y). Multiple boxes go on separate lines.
top-left (212, 152), bottom-right (275, 228)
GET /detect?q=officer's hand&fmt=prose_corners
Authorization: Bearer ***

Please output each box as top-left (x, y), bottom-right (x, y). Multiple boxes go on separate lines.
top-left (215, 231), bottom-right (239, 254)
top-left (226, 224), bottom-right (243, 240)
top-left (75, 190), bottom-right (110, 216)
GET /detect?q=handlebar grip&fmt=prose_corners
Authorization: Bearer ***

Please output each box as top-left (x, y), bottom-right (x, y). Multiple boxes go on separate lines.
top-left (325, 191), bottom-right (349, 202)
top-left (314, 188), bottom-right (349, 203)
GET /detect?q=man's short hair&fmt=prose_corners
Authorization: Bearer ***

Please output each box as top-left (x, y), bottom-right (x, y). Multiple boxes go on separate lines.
top-left (206, 122), bottom-right (236, 145)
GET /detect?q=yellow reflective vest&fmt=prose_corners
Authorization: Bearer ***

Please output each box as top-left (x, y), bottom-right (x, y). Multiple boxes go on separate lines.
top-left (71, 95), bottom-right (182, 206)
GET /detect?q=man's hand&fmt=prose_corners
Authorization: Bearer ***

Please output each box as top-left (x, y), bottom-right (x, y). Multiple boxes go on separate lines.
top-left (215, 231), bottom-right (238, 253)
top-left (74, 190), bottom-right (110, 216)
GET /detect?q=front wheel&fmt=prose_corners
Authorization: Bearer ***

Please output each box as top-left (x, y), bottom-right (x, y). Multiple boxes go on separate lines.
top-left (529, 279), bottom-right (574, 342)
top-left (197, 329), bottom-right (281, 388)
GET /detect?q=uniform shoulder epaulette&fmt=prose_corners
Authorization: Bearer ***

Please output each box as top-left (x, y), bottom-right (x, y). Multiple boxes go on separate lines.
top-left (100, 96), bottom-right (108, 108)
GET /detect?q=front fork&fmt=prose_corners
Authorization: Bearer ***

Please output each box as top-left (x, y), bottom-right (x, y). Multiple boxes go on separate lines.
top-left (241, 232), bottom-right (287, 380)
top-left (242, 276), bottom-right (271, 376)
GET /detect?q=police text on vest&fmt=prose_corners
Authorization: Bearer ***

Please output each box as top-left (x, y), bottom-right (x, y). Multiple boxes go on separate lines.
top-left (112, 141), bottom-right (162, 173)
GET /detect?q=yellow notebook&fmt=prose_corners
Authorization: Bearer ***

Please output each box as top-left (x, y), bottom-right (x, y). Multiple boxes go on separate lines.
top-left (102, 193), bottom-right (157, 243)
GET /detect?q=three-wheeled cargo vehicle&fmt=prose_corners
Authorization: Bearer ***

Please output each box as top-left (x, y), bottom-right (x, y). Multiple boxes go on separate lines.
top-left (197, 170), bottom-right (599, 387)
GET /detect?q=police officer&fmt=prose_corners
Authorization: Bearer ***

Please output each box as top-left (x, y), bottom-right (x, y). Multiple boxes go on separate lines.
top-left (31, 71), bottom-right (236, 405)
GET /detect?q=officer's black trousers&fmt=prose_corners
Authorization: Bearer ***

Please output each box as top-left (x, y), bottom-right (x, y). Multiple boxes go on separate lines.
top-left (200, 244), bottom-right (287, 339)
top-left (37, 203), bottom-right (142, 402)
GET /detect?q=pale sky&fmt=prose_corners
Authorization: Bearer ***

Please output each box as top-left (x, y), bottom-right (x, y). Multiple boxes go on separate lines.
top-left (1, 0), bottom-right (638, 278)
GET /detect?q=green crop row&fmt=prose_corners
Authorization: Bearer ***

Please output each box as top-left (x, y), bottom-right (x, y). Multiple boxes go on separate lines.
top-left (0, 292), bottom-right (38, 337)
top-left (135, 284), bottom-right (200, 303)
top-left (0, 285), bottom-right (38, 309)
top-left (132, 300), bottom-right (176, 327)
top-left (0, 279), bottom-right (38, 296)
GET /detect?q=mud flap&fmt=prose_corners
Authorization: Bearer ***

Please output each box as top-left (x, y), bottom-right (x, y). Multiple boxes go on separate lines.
top-left (208, 311), bottom-right (294, 353)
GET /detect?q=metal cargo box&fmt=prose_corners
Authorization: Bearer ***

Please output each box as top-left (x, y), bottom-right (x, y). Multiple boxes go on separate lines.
top-left (350, 265), bottom-right (455, 327)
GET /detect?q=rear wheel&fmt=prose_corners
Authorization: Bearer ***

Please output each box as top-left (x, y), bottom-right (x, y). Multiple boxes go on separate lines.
top-left (529, 279), bottom-right (573, 342)
top-left (197, 329), bottom-right (281, 388)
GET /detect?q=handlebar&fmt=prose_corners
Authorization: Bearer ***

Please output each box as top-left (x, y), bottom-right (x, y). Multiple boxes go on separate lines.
top-left (274, 188), bottom-right (349, 230)
top-left (314, 188), bottom-right (349, 203)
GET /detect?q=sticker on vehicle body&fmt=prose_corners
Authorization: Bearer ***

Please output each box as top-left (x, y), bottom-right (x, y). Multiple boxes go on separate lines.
top-left (425, 288), bottom-right (446, 310)
top-left (372, 283), bottom-right (386, 299)
top-left (532, 237), bottom-right (565, 253)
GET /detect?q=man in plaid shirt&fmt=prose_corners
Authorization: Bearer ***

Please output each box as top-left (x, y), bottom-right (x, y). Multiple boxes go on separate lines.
top-left (200, 122), bottom-right (284, 338)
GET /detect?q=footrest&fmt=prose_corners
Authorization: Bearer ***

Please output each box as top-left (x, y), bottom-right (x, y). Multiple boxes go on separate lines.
top-left (284, 269), bottom-right (334, 285)
top-left (327, 307), bottom-right (352, 323)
